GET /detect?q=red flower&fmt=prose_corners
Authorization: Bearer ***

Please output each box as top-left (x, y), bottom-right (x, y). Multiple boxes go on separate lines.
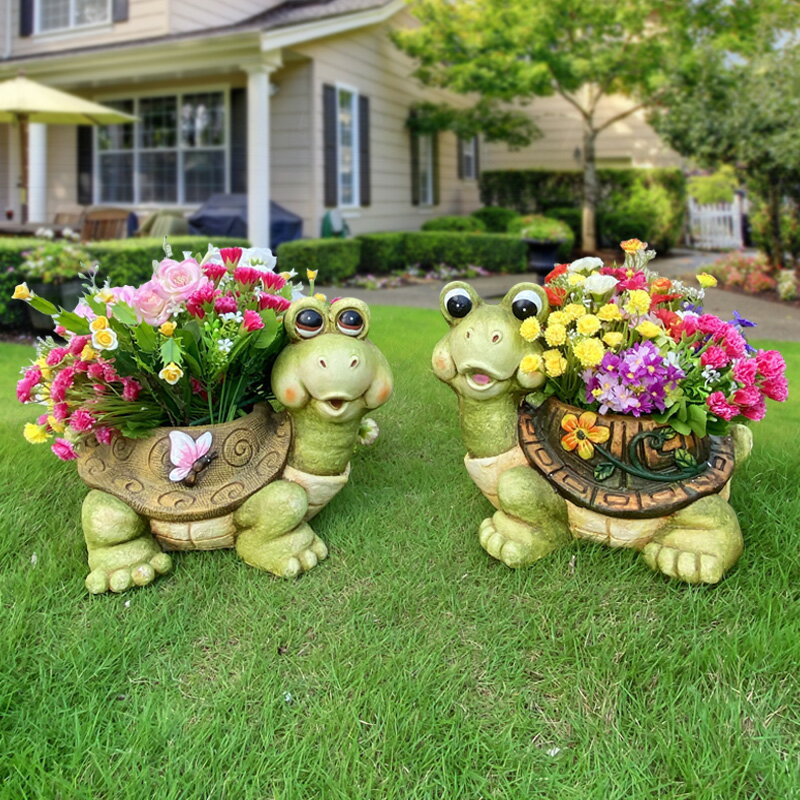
top-left (219, 247), bottom-right (243, 267)
top-left (545, 286), bottom-right (566, 307)
top-left (214, 294), bottom-right (238, 314)
top-left (262, 271), bottom-right (287, 291)
top-left (544, 263), bottom-right (568, 284)
top-left (259, 294), bottom-right (291, 313)
top-left (233, 266), bottom-right (263, 286)
top-left (203, 263), bottom-right (228, 281)
top-left (187, 283), bottom-right (220, 318)
top-left (650, 292), bottom-right (682, 306)
top-left (243, 309), bottom-right (265, 331)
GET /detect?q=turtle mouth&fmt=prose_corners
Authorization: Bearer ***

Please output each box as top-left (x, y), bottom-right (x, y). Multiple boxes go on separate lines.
top-left (318, 396), bottom-right (352, 416)
top-left (465, 371), bottom-right (498, 391)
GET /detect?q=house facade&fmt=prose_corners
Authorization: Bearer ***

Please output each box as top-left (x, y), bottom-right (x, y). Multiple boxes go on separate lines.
top-left (0, 0), bottom-right (680, 247)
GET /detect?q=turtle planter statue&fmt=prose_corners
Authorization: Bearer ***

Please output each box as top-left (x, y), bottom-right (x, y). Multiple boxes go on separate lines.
top-left (78, 296), bottom-right (392, 593)
top-left (432, 280), bottom-right (758, 585)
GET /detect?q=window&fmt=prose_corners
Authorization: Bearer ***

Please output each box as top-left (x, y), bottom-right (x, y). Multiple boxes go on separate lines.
top-left (460, 136), bottom-right (478, 180)
top-left (336, 86), bottom-right (359, 208)
top-left (37, 0), bottom-right (110, 32)
top-left (96, 91), bottom-right (227, 205)
top-left (417, 133), bottom-right (434, 206)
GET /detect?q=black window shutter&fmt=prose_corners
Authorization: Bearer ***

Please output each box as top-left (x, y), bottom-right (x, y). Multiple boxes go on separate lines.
top-left (323, 84), bottom-right (338, 208)
top-left (20, 0), bottom-right (34, 36)
top-left (112, 0), bottom-right (128, 22)
top-left (432, 132), bottom-right (440, 205)
top-left (457, 136), bottom-right (464, 180)
top-left (409, 111), bottom-right (420, 206)
top-left (77, 127), bottom-right (93, 206)
top-left (230, 87), bottom-right (247, 193)
top-left (474, 136), bottom-right (480, 178)
top-left (358, 95), bottom-right (370, 207)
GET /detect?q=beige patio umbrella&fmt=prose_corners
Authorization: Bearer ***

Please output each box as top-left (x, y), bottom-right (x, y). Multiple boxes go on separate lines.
top-left (0, 75), bottom-right (137, 222)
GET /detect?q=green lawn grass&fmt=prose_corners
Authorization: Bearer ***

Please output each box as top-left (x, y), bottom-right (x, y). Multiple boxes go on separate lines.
top-left (0, 308), bottom-right (798, 800)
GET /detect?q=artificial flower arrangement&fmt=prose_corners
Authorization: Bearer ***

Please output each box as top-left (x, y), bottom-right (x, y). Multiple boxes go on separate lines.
top-left (13, 244), bottom-right (311, 460)
top-left (518, 239), bottom-right (788, 448)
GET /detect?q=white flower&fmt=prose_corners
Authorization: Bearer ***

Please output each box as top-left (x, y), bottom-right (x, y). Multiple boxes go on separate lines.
top-left (91, 328), bottom-right (119, 351)
top-left (568, 257), bottom-right (604, 273)
top-left (583, 273), bottom-right (618, 294)
top-left (220, 311), bottom-right (243, 323)
top-left (240, 247), bottom-right (277, 272)
top-left (217, 338), bottom-right (234, 354)
top-left (358, 417), bottom-right (380, 446)
top-left (701, 366), bottom-right (721, 387)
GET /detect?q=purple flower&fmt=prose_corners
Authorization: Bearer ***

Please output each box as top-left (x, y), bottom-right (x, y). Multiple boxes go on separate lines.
top-left (732, 311), bottom-right (756, 328)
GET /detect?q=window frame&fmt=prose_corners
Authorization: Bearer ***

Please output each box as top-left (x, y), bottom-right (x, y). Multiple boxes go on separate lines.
top-left (461, 135), bottom-right (478, 181)
top-left (35, 0), bottom-right (112, 34)
top-left (417, 132), bottom-right (435, 207)
top-left (335, 82), bottom-right (360, 209)
top-left (93, 87), bottom-right (231, 207)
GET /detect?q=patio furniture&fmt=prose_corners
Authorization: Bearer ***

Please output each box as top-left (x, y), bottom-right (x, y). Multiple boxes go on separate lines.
top-left (80, 208), bottom-right (133, 241)
top-left (136, 210), bottom-right (189, 239)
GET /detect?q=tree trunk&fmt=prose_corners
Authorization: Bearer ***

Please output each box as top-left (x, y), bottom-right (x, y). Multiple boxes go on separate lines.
top-left (581, 126), bottom-right (598, 253)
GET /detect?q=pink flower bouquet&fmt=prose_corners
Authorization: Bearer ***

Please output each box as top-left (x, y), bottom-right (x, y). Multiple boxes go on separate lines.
top-left (13, 244), bottom-right (312, 460)
top-left (527, 239), bottom-right (788, 437)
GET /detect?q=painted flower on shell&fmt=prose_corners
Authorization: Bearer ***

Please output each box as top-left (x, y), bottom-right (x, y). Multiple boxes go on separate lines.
top-left (560, 411), bottom-right (610, 460)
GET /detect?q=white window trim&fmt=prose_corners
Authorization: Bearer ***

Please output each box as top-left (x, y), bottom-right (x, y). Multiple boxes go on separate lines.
top-left (418, 133), bottom-right (434, 207)
top-left (461, 136), bottom-right (478, 181)
top-left (35, 0), bottom-right (112, 35)
top-left (93, 86), bottom-right (231, 208)
top-left (335, 82), bottom-right (360, 209)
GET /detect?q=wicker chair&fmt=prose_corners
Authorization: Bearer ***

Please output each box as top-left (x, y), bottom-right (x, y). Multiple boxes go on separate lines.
top-left (80, 208), bottom-right (130, 241)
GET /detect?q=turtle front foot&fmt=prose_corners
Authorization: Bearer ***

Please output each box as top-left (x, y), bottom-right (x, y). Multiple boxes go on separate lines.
top-left (85, 541), bottom-right (173, 594)
top-left (236, 523), bottom-right (328, 578)
top-left (479, 510), bottom-right (566, 568)
top-left (641, 495), bottom-right (743, 585)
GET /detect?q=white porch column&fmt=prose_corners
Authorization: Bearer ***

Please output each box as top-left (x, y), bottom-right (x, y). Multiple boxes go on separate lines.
top-left (245, 51), bottom-right (282, 248)
top-left (6, 122), bottom-right (21, 221)
top-left (28, 122), bottom-right (48, 224)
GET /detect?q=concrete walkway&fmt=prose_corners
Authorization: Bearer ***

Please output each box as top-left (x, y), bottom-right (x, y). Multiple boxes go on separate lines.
top-left (319, 248), bottom-right (800, 342)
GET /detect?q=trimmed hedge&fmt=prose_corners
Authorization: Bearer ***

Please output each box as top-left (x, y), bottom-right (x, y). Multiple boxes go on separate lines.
top-left (471, 206), bottom-right (520, 233)
top-left (357, 233), bottom-right (408, 275)
top-left (479, 168), bottom-right (687, 252)
top-left (404, 232), bottom-right (527, 273)
top-left (276, 238), bottom-right (361, 282)
top-left (0, 238), bottom-right (41, 330)
top-left (421, 215), bottom-right (486, 233)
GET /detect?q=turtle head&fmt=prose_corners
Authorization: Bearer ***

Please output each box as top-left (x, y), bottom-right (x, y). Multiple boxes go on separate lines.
top-left (432, 281), bottom-right (549, 402)
top-left (272, 296), bottom-right (393, 423)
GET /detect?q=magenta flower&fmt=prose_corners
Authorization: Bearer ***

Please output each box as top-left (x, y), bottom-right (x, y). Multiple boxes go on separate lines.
top-left (95, 426), bottom-right (115, 445)
top-left (214, 294), bottom-right (238, 314)
top-left (243, 309), bottom-right (265, 332)
top-left (259, 293), bottom-right (291, 313)
top-left (46, 347), bottom-right (69, 366)
top-left (53, 402), bottom-right (70, 421)
top-left (261, 271), bottom-right (287, 292)
top-left (219, 247), bottom-right (243, 267)
top-left (51, 438), bottom-right (78, 461)
top-left (733, 358), bottom-right (758, 386)
top-left (707, 391), bottom-right (738, 421)
top-left (87, 362), bottom-right (105, 380)
top-left (203, 262), bottom-right (228, 281)
top-left (233, 266), bottom-right (263, 286)
top-left (186, 283), bottom-right (220, 319)
top-left (69, 408), bottom-right (96, 432)
top-left (761, 376), bottom-right (789, 402)
top-left (700, 346), bottom-right (729, 369)
top-left (67, 335), bottom-right (90, 356)
top-left (756, 350), bottom-right (786, 380)
top-left (50, 367), bottom-right (76, 403)
top-left (121, 377), bottom-right (142, 402)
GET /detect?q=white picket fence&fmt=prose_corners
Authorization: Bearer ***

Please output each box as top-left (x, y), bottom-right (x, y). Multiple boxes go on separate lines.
top-left (687, 196), bottom-right (744, 250)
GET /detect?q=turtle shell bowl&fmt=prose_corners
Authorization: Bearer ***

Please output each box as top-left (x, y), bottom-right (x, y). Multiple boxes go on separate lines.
top-left (519, 397), bottom-right (735, 519)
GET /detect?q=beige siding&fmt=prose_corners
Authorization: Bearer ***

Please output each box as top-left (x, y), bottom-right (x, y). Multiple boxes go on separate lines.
top-left (483, 94), bottom-right (682, 172)
top-left (293, 12), bottom-right (482, 236)
top-left (169, 0), bottom-right (281, 35)
top-left (0, 124), bottom-right (10, 214)
top-left (8, 0), bottom-right (168, 59)
top-left (46, 125), bottom-right (77, 221)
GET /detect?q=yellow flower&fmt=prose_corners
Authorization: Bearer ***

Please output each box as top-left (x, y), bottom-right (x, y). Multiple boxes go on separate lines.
top-left (620, 239), bottom-right (647, 253)
top-left (560, 411), bottom-right (611, 460)
top-left (94, 288), bottom-right (115, 304)
top-left (623, 290), bottom-right (651, 316)
top-left (280, 271), bottom-right (293, 281)
top-left (572, 337), bottom-right (605, 367)
top-left (548, 310), bottom-right (568, 326)
top-left (597, 303), bottom-right (622, 322)
top-left (91, 328), bottom-right (118, 351)
top-left (90, 316), bottom-right (109, 332)
top-left (12, 283), bottom-right (32, 301)
top-left (80, 344), bottom-right (97, 361)
top-left (563, 303), bottom-right (585, 322)
top-left (159, 362), bottom-right (184, 385)
top-left (543, 349), bottom-right (568, 377)
top-left (576, 314), bottom-right (601, 337)
top-left (544, 323), bottom-right (567, 347)
top-left (567, 273), bottom-right (586, 286)
top-left (23, 423), bottom-right (50, 444)
top-left (697, 273), bottom-right (718, 288)
top-left (313, 292), bottom-right (327, 302)
top-left (307, 269), bottom-right (318, 281)
top-left (603, 331), bottom-right (624, 348)
top-left (519, 317), bottom-right (541, 342)
top-left (159, 321), bottom-right (177, 337)
top-left (519, 353), bottom-right (543, 375)
top-left (636, 321), bottom-right (662, 339)
top-left (47, 415), bottom-right (65, 433)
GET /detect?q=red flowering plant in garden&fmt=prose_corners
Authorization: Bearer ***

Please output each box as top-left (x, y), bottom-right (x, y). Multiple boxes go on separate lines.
top-left (524, 239), bottom-right (788, 439)
top-left (12, 244), bottom-right (311, 460)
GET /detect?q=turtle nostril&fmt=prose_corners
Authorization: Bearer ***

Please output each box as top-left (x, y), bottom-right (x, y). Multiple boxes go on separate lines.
top-left (350, 356), bottom-right (360, 369)
top-left (491, 332), bottom-right (502, 344)
top-left (465, 329), bottom-right (472, 339)
top-left (318, 358), bottom-right (328, 369)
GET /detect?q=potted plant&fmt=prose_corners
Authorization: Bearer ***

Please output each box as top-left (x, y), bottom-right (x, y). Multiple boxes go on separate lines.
top-left (432, 239), bottom-right (788, 584)
top-left (507, 214), bottom-right (575, 273)
top-left (12, 245), bottom-right (393, 593)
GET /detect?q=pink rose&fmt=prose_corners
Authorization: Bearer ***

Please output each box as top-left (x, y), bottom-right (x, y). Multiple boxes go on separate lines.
top-left (154, 258), bottom-right (206, 301)
top-left (733, 358), bottom-right (758, 386)
top-left (73, 300), bottom-right (97, 321)
top-left (756, 349), bottom-right (786, 380)
top-left (133, 280), bottom-right (170, 326)
top-left (243, 309), bottom-right (265, 332)
top-left (700, 346), bottom-right (729, 369)
top-left (706, 391), bottom-right (737, 421)
top-left (259, 293), bottom-right (291, 313)
top-left (51, 438), bottom-right (78, 461)
top-left (761, 376), bottom-right (788, 402)
top-left (111, 285), bottom-right (137, 306)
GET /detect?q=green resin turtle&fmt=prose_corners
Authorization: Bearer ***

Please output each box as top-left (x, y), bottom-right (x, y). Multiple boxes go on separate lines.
top-left (432, 281), bottom-right (752, 585)
top-left (78, 296), bottom-right (393, 594)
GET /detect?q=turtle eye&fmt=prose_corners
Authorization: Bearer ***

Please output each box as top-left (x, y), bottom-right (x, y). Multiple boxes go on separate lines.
top-left (295, 308), bottom-right (325, 338)
top-left (444, 288), bottom-right (473, 319)
top-left (511, 289), bottom-right (542, 320)
top-left (336, 308), bottom-right (365, 336)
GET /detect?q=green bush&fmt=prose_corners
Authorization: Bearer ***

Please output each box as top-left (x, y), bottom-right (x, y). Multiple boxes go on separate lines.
top-left (404, 232), bottom-right (526, 273)
top-left (506, 214), bottom-right (575, 261)
top-left (0, 238), bottom-right (44, 330)
top-left (687, 167), bottom-right (738, 205)
top-left (421, 215), bottom-right (486, 233)
top-left (471, 206), bottom-right (520, 233)
top-left (546, 207), bottom-right (582, 244)
top-left (749, 198), bottom-right (800, 267)
top-left (357, 233), bottom-right (408, 275)
top-left (276, 238), bottom-right (361, 283)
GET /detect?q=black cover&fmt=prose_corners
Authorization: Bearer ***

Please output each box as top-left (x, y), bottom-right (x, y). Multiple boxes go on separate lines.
top-left (188, 193), bottom-right (302, 248)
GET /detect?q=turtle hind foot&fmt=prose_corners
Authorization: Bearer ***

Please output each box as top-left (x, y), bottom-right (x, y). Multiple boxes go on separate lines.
top-left (478, 510), bottom-right (567, 568)
top-left (85, 545), bottom-right (172, 594)
top-left (236, 523), bottom-right (328, 578)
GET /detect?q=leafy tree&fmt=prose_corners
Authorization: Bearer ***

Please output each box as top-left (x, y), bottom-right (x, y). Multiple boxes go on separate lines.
top-left (394, 0), bottom-right (792, 251)
top-left (651, 44), bottom-right (800, 268)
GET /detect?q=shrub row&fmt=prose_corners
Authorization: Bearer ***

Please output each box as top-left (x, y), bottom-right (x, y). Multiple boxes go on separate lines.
top-left (479, 168), bottom-right (687, 252)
